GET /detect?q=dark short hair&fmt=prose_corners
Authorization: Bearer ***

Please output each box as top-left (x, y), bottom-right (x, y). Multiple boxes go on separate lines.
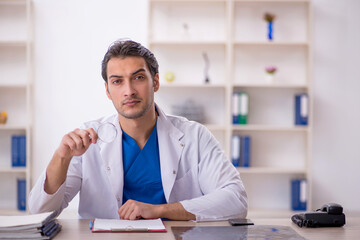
top-left (101, 40), bottom-right (159, 82)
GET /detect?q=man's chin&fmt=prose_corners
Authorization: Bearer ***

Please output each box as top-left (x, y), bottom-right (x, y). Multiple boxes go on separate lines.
top-left (119, 110), bottom-right (146, 119)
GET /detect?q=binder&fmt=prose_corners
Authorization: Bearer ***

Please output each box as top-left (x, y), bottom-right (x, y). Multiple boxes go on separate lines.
top-left (240, 136), bottom-right (251, 167)
top-left (231, 135), bottom-right (241, 167)
top-left (11, 135), bottom-right (26, 167)
top-left (291, 179), bottom-right (307, 211)
top-left (11, 136), bottom-right (19, 167)
top-left (19, 135), bottom-right (26, 167)
top-left (232, 92), bottom-right (239, 124)
top-left (17, 179), bottom-right (26, 211)
top-left (295, 94), bottom-right (308, 125)
top-left (238, 92), bottom-right (249, 124)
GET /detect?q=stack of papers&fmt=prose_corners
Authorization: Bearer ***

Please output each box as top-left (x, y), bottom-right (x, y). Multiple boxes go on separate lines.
top-left (92, 218), bottom-right (166, 233)
top-left (0, 211), bottom-right (61, 239)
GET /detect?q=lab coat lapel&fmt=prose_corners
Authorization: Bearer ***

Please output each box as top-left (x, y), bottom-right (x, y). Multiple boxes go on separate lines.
top-left (99, 116), bottom-right (124, 204)
top-left (156, 106), bottom-right (184, 202)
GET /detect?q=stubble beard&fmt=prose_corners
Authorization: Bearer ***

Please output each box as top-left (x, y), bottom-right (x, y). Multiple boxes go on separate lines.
top-left (118, 94), bottom-right (154, 120)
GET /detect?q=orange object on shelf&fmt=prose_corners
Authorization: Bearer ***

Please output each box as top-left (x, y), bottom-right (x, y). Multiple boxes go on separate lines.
top-left (0, 111), bottom-right (8, 124)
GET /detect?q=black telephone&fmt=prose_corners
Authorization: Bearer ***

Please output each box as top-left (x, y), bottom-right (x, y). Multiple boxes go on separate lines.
top-left (291, 203), bottom-right (346, 228)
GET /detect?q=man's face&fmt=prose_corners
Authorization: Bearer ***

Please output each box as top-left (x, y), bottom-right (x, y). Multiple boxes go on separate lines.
top-left (105, 56), bottom-right (159, 120)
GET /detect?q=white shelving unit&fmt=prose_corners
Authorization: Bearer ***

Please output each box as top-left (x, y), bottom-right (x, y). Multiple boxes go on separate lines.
top-left (0, 0), bottom-right (32, 214)
top-left (149, 0), bottom-right (312, 216)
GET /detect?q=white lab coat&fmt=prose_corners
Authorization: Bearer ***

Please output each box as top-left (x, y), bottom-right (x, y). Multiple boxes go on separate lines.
top-left (29, 105), bottom-right (248, 221)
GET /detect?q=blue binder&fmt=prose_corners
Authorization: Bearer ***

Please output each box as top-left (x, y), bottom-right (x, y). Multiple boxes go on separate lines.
top-left (295, 94), bottom-right (308, 125)
top-left (18, 135), bottom-right (26, 167)
top-left (17, 179), bottom-right (26, 211)
top-left (11, 136), bottom-right (19, 167)
top-left (291, 179), bottom-right (307, 211)
top-left (240, 136), bottom-right (251, 167)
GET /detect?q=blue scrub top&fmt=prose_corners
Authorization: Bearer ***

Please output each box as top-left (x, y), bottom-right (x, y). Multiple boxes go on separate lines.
top-left (122, 122), bottom-right (167, 205)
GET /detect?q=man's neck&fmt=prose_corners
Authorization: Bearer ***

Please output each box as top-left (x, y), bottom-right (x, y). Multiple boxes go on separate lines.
top-left (119, 106), bottom-right (157, 150)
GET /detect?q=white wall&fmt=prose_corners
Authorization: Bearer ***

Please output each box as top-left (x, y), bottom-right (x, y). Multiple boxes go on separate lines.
top-left (312, 0), bottom-right (360, 213)
top-left (31, 0), bottom-right (360, 214)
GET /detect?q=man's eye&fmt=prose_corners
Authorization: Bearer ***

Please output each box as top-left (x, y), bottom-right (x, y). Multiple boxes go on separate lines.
top-left (112, 80), bottom-right (121, 84)
top-left (135, 75), bottom-right (145, 80)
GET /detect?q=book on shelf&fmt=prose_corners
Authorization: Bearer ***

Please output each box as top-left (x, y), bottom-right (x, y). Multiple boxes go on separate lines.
top-left (241, 136), bottom-right (251, 167)
top-left (17, 179), bottom-right (26, 211)
top-left (0, 211), bottom-right (61, 239)
top-left (295, 93), bottom-right (308, 125)
top-left (231, 134), bottom-right (251, 167)
top-left (11, 135), bottom-right (26, 167)
top-left (232, 92), bottom-right (249, 125)
top-left (291, 178), bottom-right (307, 211)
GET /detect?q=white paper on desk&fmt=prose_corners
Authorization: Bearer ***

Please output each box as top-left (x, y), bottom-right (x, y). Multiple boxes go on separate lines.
top-left (92, 218), bottom-right (166, 232)
top-left (0, 211), bottom-right (55, 229)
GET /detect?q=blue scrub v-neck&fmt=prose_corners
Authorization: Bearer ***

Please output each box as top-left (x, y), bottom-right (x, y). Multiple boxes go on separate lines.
top-left (122, 122), bottom-right (167, 205)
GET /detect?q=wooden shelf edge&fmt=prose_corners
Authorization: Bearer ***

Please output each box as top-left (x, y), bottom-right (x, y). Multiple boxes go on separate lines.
top-left (0, 167), bottom-right (27, 173)
top-left (232, 125), bottom-right (309, 132)
top-left (160, 83), bottom-right (226, 88)
top-left (238, 167), bottom-right (306, 174)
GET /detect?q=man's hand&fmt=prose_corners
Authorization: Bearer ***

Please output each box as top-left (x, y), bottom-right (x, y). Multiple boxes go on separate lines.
top-left (118, 200), bottom-right (196, 221)
top-left (44, 128), bottom-right (98, 194)
top-left (56, 128), bottom-right (98, 160)
top-left (118, 200), bottom-right (160, 220)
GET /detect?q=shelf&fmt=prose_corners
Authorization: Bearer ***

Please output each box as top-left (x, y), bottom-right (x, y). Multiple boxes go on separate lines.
top-left (0, 208), bottom-right (27, 215)
top-left (0, 40), bottom-right (27, 47)
top-left (238, 167), bottom-right (306, 174)
top-left (0, 0), bottom-right (27, 5)
top-left (0, 0), bottom-right (31, 213)
top-left (0, 125), bottom-right (27, 130)
top-left (234, 41), bottom-right (308, 46)
top-left (232, 125), bottom-right (308, 132)
top-left (150, 40), bottom-right (226, 46)
top-left (160, 83), bottom-right (226, 88)
top-left (150, 0), bottom-right (312, 212)
top-left (0, 83), bottom-right (27, 88)
top-left (235, 0), bottom-right (310, 3)
top-left (233, 83), bottom-right (308, 89)
top-left (0, 167), bottom-right (27, 173)
top-left (151, 0), bottom-right (226, 2)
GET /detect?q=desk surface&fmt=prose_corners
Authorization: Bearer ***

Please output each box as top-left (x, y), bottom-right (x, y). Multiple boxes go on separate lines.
top-left (55, 218), bottom-right (360, 240)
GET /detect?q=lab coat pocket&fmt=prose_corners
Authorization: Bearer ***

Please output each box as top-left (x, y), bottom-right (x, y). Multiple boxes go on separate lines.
top-left (171, 166), bottom-right (202, 201)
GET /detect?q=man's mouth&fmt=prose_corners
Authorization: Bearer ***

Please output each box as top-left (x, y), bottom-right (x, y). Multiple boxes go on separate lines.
top-left (123, 99), bottom-right (140, 106)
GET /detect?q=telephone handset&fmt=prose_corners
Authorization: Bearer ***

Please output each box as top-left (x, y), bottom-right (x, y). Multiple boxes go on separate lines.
top-left (318, 203), bottom-right (343, 215)
top-left (291, 203), bottom-right (346, 228)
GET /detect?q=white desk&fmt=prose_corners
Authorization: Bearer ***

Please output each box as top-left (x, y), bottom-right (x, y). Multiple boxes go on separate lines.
top-left (54, 217), bottom-right (360, 240)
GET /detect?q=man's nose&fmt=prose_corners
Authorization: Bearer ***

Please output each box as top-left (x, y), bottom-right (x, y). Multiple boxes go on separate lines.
top-left (123, 81), bottom-right (136, 97)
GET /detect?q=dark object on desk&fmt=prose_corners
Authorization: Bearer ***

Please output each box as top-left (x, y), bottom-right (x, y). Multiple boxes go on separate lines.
top-left (228, 218), bottom-right (254, 226)
top-left (292, 203), bottom-right (346, 228)
top-left (172, 226), bottom-right (305, 240)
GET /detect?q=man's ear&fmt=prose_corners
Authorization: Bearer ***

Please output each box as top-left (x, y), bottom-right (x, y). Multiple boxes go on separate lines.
top-left (153, 73), bottom-right (160, 92)
top-left (105, 82), bottom-right (111, 100)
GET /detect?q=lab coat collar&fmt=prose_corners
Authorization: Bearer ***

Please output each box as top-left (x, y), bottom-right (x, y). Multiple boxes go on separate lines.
top-left (155, 104), bottom-right (185, 202)
top-left (99, 115), bottom-right (124, 205)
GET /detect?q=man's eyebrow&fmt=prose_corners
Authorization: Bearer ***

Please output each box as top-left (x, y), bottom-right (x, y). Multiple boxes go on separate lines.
top-left (108, 69), bottom-right (146, 79)
top-left (132, 68), bottom-right (146, 75)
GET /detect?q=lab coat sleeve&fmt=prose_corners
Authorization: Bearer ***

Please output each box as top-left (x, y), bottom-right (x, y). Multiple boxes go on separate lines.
top-left (180, 127), bottom-right (248, 221)
top-left (28, 156), bottom-right (83, 215)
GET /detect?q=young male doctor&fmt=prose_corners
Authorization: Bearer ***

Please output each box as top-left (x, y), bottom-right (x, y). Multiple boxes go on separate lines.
top-left (29, 40), bottom-right (248, 221)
